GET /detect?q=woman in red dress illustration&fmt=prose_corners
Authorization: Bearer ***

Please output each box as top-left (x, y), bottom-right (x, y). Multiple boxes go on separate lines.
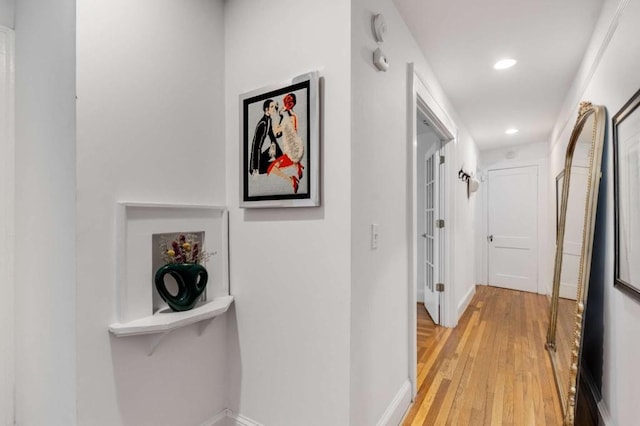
top-left (267, 93), bottom-right (305, 193)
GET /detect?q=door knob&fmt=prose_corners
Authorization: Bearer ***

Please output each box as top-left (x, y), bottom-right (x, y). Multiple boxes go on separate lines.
top-left (487, 235), bottom-right (493, 242)
top-left (422, 233), bottom-right (428, 238)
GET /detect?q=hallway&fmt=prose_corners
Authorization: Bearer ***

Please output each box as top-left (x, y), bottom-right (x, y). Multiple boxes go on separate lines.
top-left (403, 286), bottom-right (562, 425)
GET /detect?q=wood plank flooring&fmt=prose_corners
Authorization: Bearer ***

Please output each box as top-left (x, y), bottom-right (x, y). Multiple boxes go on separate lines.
top-left (403, 285), bottom-right (563, 425)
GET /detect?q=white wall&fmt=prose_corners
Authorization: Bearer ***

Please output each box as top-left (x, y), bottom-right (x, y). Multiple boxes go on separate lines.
top-left (0, 25), bottom-right (13, 426)
top-left (0, 0), bottom-right (13, 28)
top-left (454, 130), bottom-right (480, 316)
top-left (477, 142), bottom-right (552, 295)
top-left (350, 0), bottom-right (479, 424)
top-left (224, 1), bottom-right (352, 425)
top-left (480, 142), bottom-right (549, 168)
top-left (550, 0), bottom-right (640, 423)
top-left (75, 1), bottom-right (228, 424)
top-left (13, 0), bottom-right (76, 424)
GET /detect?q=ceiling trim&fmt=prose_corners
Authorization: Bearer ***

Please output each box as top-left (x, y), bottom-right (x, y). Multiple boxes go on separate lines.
top-left (552, 0), bottom-right (629, 148)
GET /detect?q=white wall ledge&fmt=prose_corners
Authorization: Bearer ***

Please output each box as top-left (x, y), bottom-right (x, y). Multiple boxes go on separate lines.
top-left (109, 295), bottom-right (234, 337)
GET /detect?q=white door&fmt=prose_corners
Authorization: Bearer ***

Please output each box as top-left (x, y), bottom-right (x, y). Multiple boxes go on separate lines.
top-left (488, 166), bottom-right (538, 293)
top-left (558, 167), bottom-right (588, 300)
top-left (422, 148), bottom-right (440, 323)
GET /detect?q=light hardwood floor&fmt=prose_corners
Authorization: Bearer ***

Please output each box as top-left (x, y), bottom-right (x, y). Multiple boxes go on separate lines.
top-left (403, 285), bottom-right (563, 425)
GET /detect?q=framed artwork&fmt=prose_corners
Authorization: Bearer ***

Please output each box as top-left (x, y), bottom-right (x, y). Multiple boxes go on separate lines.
top-left (240, 71), bottom-right (320, 208)
top-left (613, 87), bottom-right (640, 301)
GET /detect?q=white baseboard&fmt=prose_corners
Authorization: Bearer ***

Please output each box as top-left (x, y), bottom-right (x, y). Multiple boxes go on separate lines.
top-left (377, 379), bottom-right (412, 426)
top-left (204, 382), bottom-right (413, 426)
top-left (417, 287), bottom-right (424, 303)
top-left (200, 409), bottom-right (229, 426)
top-left (201, 409), bottom-right (263, 426)
top-left (457, 285), bottom-right (476, 320)
top-left (581, 367), bottom-right (612, 426)
top-left (225, 409), bottom-right (264, 426)
top-left (597, 399), bottom-right (613, 426)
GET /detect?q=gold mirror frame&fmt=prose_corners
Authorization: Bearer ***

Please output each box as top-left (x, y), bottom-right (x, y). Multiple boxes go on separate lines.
top-left (546, 102), bottom-right (606, 425)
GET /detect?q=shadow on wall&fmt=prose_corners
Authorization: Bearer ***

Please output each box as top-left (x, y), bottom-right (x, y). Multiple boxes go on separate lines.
top-left (225, 304), bottom-right (242, 417)
top-left (109, 318), bottom-right (229, 426)
top-left (582, 122), bottom-right (608, 394)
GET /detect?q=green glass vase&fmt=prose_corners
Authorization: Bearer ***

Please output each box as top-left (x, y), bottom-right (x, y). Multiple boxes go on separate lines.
top-left (154, 263), bottom-right (208, 312)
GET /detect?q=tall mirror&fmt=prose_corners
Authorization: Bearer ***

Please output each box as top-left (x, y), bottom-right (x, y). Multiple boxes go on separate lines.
top-left (546, 102), bottom-right (605, 425)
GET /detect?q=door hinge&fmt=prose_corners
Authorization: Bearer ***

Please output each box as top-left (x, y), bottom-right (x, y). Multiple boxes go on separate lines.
top-left (435, 219), bottom-right (445, 229)
top-left (439, 155), bottom-right (445, 165)
top-left (436, 283), bottom-right (445, 292)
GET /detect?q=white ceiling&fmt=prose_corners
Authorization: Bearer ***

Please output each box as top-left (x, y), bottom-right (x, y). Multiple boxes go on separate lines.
top-left (394, 0), bottom-right (604, 150)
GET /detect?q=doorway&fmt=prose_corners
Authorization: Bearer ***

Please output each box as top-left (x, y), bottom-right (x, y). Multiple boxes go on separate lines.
top-left (408, 65), bottom-right (456, 399)
top-left (487, 166), bottom-right (538, 293)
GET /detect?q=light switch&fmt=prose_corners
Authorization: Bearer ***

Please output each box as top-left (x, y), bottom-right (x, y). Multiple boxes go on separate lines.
top-left (371, 224), bottom-right (380, 249)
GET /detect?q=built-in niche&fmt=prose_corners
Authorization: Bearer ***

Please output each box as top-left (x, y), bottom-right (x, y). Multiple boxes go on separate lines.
top-left (109, 203), bottom-right (233, 347)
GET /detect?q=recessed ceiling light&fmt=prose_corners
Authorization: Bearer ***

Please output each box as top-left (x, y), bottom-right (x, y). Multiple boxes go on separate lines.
top-left (505, 128), bottom-right (519, 135)
top-left (494, 59), bottom-right (517, 70)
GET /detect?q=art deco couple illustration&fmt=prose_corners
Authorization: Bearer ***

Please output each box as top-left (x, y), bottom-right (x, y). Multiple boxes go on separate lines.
top-left (249, 93), bottom-right (304, 194)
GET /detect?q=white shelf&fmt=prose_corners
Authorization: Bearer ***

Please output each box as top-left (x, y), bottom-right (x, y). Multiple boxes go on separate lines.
top-left (109, 295), bottom-right (234, 337)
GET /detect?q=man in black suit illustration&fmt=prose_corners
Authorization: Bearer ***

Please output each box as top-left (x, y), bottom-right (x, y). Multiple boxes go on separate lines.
top-left (250, 99), bottom-right (282, 175)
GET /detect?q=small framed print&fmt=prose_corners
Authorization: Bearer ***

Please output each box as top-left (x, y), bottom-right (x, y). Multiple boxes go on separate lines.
top-left (613, 87), bottom-right (640, 301)
top-left (240, 71), bottom-right (320, 208)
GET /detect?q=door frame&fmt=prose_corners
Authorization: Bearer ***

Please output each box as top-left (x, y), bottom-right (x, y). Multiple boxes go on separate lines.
top-left (408, 64), bottom-right (457, 398)
top-left (0, 25), bottom-right (15, 426)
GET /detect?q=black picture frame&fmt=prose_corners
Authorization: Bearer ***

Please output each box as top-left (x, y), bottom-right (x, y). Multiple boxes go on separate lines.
top-left (613, 87), bottom-right (640, 301)
top-left (239, 71), bottom-right (320, 208)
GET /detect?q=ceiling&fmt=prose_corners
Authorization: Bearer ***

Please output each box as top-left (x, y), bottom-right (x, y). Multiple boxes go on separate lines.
top-left (394, 0), bottom-right (604, 151)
